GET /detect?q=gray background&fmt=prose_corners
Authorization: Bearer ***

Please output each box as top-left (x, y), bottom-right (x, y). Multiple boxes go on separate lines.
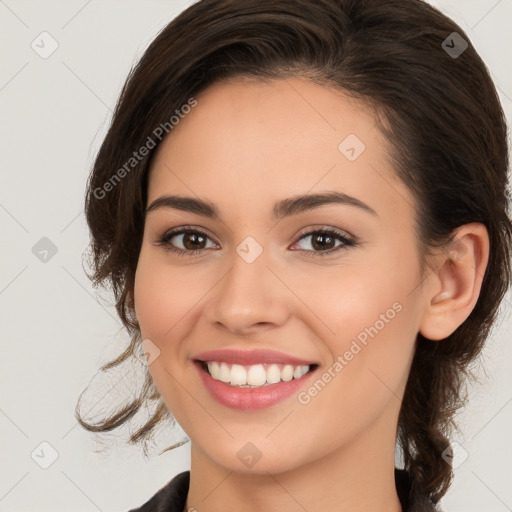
top-left (0, 1), bottom-right (511, 510)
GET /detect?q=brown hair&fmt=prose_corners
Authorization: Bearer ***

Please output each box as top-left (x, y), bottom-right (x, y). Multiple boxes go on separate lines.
top-left (77, 0), bottom-right (512, 506)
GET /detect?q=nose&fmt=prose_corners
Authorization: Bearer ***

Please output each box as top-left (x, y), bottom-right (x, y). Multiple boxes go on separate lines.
top-left (204, 244), bottom-right (291, 335)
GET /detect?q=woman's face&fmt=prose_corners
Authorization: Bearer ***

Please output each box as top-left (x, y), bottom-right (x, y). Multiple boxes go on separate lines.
top-left (134, 77), bottom-right (429, 474)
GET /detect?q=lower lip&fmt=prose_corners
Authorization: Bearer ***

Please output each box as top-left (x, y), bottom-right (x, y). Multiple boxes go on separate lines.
top-left (195, 362), bottom-right (316, 410)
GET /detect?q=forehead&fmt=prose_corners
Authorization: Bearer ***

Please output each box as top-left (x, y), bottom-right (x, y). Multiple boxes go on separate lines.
top-left (158, 77), bottom-right (378, 164)
top-left (148, 77), bottom-right (414, 224)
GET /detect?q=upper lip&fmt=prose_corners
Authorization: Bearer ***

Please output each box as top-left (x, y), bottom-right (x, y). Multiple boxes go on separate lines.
top-left (194, 349), bottom-right (317, 366)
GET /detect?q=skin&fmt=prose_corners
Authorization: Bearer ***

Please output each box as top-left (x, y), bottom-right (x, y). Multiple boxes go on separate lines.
top-left (133, 77), bottom-right (489, 512)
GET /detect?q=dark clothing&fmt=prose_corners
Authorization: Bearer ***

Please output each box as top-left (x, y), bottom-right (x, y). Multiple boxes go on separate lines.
top-left (128, 469), bottom-right (442, 512)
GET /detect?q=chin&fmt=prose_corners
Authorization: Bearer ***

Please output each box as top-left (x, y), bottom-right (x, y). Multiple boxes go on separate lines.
top-left (195, 438), bottom-right (310, 476)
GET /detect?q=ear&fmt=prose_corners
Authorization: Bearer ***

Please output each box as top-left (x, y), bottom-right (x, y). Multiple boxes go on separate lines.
top-left (419, 223), bottom-right (490, 341)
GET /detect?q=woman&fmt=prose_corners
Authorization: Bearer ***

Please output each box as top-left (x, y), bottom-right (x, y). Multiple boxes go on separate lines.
top-left (76, 0), bottom-right (512, 510)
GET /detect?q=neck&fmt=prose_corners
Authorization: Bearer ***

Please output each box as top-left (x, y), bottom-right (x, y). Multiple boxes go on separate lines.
top-left (185, 407), bottom-right (403, 512)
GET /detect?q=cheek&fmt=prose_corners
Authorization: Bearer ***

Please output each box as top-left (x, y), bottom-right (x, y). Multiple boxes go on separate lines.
top-left (133, 265), bottom-right (169, 339)
top-left (297, 243), bottom-right (421, 402)
top-left (133, 253), bottom-right (198, 419)
top-left (292, 281), bottom-right (418, 454)
top-left (299, 245), bottom-right (420, 347)
top-left (133, 251), bottom-right (201, 340)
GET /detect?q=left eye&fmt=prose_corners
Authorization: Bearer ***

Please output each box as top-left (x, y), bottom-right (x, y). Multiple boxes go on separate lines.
top-left (291, 228), bottom-right (356, 256)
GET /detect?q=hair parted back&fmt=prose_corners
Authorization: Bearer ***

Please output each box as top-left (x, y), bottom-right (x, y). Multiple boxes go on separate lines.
top-left (77, 0), bottom-right (512, 505)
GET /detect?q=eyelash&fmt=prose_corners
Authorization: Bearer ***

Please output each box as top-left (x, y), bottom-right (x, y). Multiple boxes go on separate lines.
top-left (154, 226), bottom-right (357, 258)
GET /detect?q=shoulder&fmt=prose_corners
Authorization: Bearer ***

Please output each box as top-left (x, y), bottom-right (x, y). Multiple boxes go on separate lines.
top-left (127, 471), bottom-right (190, 512)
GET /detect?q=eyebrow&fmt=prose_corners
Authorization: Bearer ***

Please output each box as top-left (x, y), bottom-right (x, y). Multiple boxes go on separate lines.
top-left (146, 191), bottom-right (378, 220)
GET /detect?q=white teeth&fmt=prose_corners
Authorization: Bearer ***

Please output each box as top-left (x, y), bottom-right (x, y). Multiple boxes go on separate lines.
top-left (266, 364), bottom-right (281, 384)
top-left (206, 361), bottom-right (311, 387)
top-left (247, 364), bottom-right (267, 386)
top-left (281, 364), bottom-right (294, 382)
top-left (230, 364), bottom-right (247, 385)
top-left (219, 362), bottom-right (231, 382)
top-left (209, 361), bottom-right (220, 376)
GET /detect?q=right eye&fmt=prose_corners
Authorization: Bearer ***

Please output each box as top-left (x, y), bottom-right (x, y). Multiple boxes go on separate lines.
top-left (155, 227), bottom-right (219, 256)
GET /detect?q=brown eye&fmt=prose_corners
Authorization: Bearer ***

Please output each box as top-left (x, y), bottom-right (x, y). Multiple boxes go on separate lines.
top-left (155, 228), bottom-right (217, 256)
top-left (180, 231), bottom-right (208, 250)
top-left (292, 228), bottom-right (356, 257)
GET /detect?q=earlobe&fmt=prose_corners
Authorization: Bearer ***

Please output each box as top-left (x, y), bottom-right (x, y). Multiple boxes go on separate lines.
top-left (419, 223), bottom-right (490, 341)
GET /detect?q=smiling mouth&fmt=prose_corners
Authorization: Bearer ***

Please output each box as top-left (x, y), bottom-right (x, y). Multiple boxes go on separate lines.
top-left (197, 360), bottom-right (318, 388)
